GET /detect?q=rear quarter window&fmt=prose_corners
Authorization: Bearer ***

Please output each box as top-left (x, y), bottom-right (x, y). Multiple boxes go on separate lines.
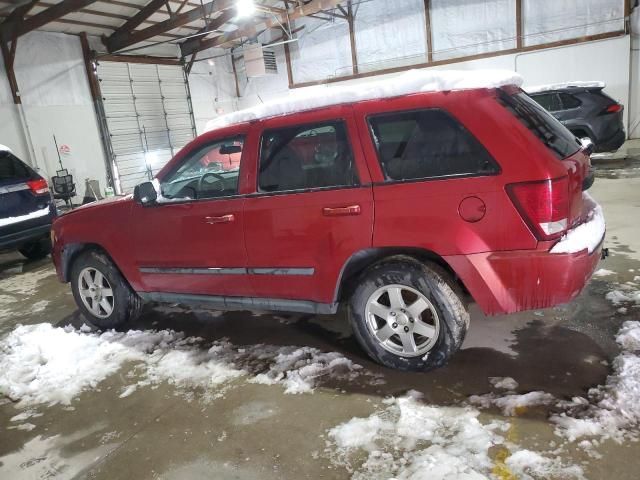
top-left (367, 109), bottom-right (499, 182)
top-left (0, 152), bottom-right (32, 181)
top-left (497, 89), bottom-right (580, 160)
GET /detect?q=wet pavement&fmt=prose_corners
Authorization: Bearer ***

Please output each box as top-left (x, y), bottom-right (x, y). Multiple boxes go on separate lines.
top-left (1, 162), bottom-right (640, 479)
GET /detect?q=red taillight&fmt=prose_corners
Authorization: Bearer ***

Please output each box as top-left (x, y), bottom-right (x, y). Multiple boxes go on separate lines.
top-left (603, 103), bottom-right (622, 114)
top-left (26, 178), bottom-right (49, 195)
top-left (507, 177), bottom-right (569, 240)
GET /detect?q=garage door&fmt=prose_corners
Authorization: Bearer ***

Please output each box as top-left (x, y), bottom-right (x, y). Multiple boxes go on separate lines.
top-left (96, 61), bottom-right (197, 194)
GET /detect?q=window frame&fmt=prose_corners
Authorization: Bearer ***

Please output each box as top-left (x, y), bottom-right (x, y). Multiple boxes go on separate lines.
top-left (255, 118), bottom-right (361, 196)
top-left (365, 107), bottom-right (501, 185)
top-left (158, 134), bottom-right (247, 203)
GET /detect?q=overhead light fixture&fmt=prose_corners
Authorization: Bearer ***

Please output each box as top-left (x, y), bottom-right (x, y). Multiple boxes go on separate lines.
top-left (236, 0), bottom-right (255, 18)
top-left (208, 59), bottom-right (215, 66)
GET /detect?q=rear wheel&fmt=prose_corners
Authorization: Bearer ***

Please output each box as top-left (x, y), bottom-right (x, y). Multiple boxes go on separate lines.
top-left (70, 250), bottom-right (142, 329)
top-left (19, 238), bottom-right (51, 260)
top-left (348, 258), bottom-right (469, 371)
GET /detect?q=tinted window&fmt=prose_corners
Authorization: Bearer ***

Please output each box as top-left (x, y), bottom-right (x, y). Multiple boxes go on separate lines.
top-left (530, 93), bottom-right (560, 111)
top-left (368, 109), bottom-right (499, 181)
top-left (160, 136), bottom-right (244, 200)
top-left (0, 152), bottom-right (31, 181)
top-left (558, 93), bottom-right (581, 109)
top-left (498, 90), bottom-right (580, 160)
top-left (258, 121), bottom-right (358, 192)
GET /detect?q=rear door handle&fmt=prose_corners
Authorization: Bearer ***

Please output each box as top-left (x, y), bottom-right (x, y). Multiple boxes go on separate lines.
top-left (205, 214), bottom-right (235, 224)
top-left (322, 205), bottom-right (361, 217)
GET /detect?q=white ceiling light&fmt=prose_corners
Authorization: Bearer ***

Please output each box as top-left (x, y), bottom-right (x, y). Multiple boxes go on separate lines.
top-left (236, 0), bottom-right (255, 18)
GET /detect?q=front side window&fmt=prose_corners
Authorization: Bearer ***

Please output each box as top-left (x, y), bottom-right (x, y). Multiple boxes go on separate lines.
top-left (368, 109), bottom-right (499, 182)
top-left (160, 136), bottom-right (244, 200)
top-left (258, 121), bottom-right (358, 193)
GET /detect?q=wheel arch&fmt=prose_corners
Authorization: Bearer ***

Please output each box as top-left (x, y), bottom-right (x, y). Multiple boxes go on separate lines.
top-left (333, 247), bottom-right (467, 304)
top-left (61, 242), bottom-right (124, 284)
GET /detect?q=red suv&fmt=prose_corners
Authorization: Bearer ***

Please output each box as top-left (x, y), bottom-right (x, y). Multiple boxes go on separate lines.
top-left (51, 71), bottom-right (604, 371)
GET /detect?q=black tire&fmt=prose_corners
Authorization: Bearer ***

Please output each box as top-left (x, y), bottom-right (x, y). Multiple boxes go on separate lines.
top-left (70, 250), bottom-right (143, 329)
top-left (348, 257), bottom-right (469, 371)
top-left (19, 238), bottom-right (51, 260)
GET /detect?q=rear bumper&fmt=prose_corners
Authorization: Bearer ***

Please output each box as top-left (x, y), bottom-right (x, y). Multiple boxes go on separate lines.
top-left (594, 128), bottom-right (625, 153)
top-left (0, 223), bottom-right (51, 251)
top-left (445, 237), bottom-right (603, 315)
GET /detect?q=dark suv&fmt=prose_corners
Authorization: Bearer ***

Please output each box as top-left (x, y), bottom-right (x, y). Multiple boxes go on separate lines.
top-left (0, 146), bottom-right (56, 260)
top-left (527, 82), bottom-right (625, 153)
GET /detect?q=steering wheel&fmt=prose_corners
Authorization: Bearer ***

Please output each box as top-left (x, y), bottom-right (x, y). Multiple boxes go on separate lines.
top-left (197, 172), bottom-right (226, 194)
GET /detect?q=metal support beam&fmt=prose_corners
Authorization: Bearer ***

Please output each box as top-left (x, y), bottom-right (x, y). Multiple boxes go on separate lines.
top-left (99, 53), bottom-right (182, 65)
top-left (0, 39), bottom-right (20, 103)
top-left (515, 0), bottom-right (522, 49)
top-left (230, 50), bottom-right (240, 97)
top-left (107, 0), bottom-right (235, 52)
top-left (1, 0), bottom-right (100, 39)
top-left (346, 0), bottom-right (357, 75)
top-left (80, 32), bottom-right (115, 188)
top-left (423, 0), bottom-right (433, 62)
top-left (182, 0), bottom-right (345, 57)
top-left (177, 8), bottom-right (235, 57)
top-left (109, 0), bottom-right (167, 43)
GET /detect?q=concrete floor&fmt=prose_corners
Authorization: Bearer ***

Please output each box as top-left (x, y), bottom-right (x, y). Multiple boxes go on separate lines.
top-left (1, 157), bottom-right (639, 479)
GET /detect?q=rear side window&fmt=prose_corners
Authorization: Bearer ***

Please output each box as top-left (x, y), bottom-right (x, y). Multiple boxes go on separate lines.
top-left (558, 93), bottom-right (581, 109)
top-left (531, 93), bottom-right (561, 112)
top-left (0, 152), bottom-right (31, 181)
top-left (258, 121), bottom-right (358, 192)
top-left (367, 109), bottom-right (499, 182)
top-left (498, 90), bottom-right (580, 160)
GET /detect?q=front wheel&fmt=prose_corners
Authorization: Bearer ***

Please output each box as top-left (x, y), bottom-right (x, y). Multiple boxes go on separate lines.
top-left (70, 250), bottom-right (142, 329)
top-left (348, 258), bottom-right (469, 371)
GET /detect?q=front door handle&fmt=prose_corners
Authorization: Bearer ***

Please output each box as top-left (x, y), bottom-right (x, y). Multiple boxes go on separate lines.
top-left (205, 214), bottom-right (235, 224)
top-left (322, 205), bottom-right (361, 217)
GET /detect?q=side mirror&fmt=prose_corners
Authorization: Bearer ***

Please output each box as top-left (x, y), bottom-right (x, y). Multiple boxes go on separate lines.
top-left (219, 145), bottom-right (242, 155)
top-left (133, 181), bottom-right (158, 206)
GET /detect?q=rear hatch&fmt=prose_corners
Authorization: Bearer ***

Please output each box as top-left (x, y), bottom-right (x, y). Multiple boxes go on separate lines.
top-left (497, 87), bottom-right (589, 231)
top-left (0, 150), bottom-right (53, 236)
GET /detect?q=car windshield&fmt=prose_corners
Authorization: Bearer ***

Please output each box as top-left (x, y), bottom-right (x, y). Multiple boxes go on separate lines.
top-left (497, 88), bottom-right (581, 160)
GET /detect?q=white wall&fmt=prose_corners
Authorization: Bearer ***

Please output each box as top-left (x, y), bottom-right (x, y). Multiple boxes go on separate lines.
top-left (190, 35), bottom-right (635, 138)
top-left (0, 31), bottom-right (108, 195)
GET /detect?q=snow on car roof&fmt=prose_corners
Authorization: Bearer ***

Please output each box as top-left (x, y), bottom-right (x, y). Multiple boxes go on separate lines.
top-left (205, 69), bottom-right (523, 131)
top-left (526, 81), bottom-right (606, 94)
top-left (0, 144), bottom-right (12, 153)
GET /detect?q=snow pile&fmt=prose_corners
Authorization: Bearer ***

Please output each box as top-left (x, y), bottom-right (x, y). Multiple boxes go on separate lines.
top-left (469, 391), bottom-right (556, 416)
top-left (206, 69), bottom-right (522, 130)
top-left (0, 323), bottom-right (374, 406)
top-left (325, 391), bottom-right (583, 480)
top-left (0, 144), bottom-right (12, 152)
top-left (551, 321), bottom-right (640, 442)
top-left (606, 289), bottom-right (640, 306)
top-left (250, 346), bottom-right (368, 394)
top-left (526, 81), bottom-right (605, 94)
top-left (0, 206), bottom-right (51, 228)
top-left (489, 376), bottom-right (519, 391)
top-left (593, 268), bottom-right (616, 277)
top-left (550, 193), bottom-right (605, 254)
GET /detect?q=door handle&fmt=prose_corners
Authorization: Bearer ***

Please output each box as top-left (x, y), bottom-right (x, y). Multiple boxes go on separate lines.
top-left (322, 205), bottom-right (361, 217)
top-left (205, 214), bottom-right (235, 224)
